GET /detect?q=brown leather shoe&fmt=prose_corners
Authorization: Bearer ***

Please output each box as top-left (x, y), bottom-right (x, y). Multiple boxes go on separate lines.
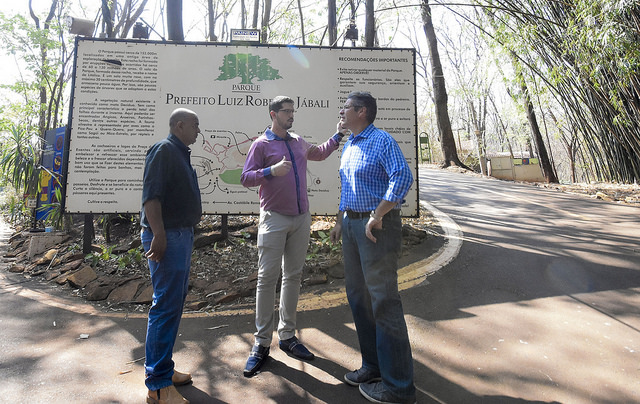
top-left (172, 370), bottom-right (192, 386)
top-left (146, 385), bottom-right (189, 404)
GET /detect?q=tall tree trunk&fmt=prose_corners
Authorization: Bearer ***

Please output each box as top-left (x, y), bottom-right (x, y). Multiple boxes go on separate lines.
top-left (297, 0), bottom-right (305, 45)
top-left (521, 82), bottom-right (558, 183)
top-left (549, 109), bottom-right (578, 183)
top-left (102, 0), bottom-right (115, 38)
top-left (261, 0), bottom-right (272, 43)
top-left (526, 137), bottom-right (534, 159)
top-left (252, 0), bottom-right (259, 29)
top-left (365, 0), bottom-right (375, 47)
top-left (328, 0), bottom-right (337, 46)
top-left (167, 0), bottom-right (184, 41)
top-left (421, 0), bottom-right (468, 169)
top-left (208, 0), bottom-right (217, 41)
top-left (469, 97), bottom-right (488, 175)
top-left (567, 142), bottom-right (576, 182)
top-left (113, 0), bottom-right (149, 38)
top-left (474, 130), bottom-right (487, 175)
top-left (489, 94), bottom-right (514, 158)
top-left (506, 135), bottom-right (514, 159)
top-left (240, 0), bottom-right (246, 29)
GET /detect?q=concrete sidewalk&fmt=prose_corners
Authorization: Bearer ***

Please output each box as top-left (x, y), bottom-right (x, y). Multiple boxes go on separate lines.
top-left (0, 201), bottom-right (460, 404)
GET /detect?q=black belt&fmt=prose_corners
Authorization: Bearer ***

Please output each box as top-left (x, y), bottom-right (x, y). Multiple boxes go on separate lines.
top-left (345, 210), bottom-right (400, 219)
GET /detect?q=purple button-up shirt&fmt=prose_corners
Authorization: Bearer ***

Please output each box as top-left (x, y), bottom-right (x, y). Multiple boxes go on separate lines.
top-left (241, 128), bottom-right (342, 216)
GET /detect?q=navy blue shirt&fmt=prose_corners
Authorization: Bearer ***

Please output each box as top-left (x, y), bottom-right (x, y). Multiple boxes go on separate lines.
top-left (140, 134), bottom-right (202, 229)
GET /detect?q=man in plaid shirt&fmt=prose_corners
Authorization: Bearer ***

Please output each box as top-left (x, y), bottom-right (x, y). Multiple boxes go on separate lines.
top-left (330, 91), bottom-right (416, 404)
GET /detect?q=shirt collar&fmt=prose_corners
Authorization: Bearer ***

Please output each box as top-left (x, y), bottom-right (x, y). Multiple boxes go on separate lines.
top-left (167, 133), bottom-right (191, 154)
top-left (265, 127), bottom-right (291, 141)
top-left (350, 123), bottom-right (375, 140)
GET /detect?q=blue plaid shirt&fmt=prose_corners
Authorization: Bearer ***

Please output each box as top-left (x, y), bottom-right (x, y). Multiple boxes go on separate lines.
top-left (338, 124), bottom-right (413, 212)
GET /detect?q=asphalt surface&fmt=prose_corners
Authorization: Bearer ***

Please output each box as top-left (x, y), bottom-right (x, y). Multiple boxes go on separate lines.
top-left (1, 167), bottom-right (639, 404)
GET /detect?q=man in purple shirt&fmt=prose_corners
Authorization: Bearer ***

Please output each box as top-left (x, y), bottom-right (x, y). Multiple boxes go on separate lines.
top-left (240, 95), bottom-right (345, 377)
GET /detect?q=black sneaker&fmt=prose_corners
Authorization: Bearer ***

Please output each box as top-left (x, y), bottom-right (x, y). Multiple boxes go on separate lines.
top-left (344, 367), bottom-right (382, 386)
top-left (243, 344), bottom-right (269, 377)
top-left (279, 336), bottom-right (315, 360)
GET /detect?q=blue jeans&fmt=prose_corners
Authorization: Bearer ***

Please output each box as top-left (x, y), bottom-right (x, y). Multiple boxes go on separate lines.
top-left (141, 227), bottom-right (193, 391)
top-left (342, 213), bottom-right (415, 400)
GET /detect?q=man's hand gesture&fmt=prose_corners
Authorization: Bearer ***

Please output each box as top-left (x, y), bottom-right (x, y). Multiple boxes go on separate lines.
top-left (271, 156), bottom-right (292, 176)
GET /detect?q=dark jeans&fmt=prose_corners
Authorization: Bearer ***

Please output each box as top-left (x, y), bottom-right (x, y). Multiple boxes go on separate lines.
top-left (342, 213), bottom-right (415, 400)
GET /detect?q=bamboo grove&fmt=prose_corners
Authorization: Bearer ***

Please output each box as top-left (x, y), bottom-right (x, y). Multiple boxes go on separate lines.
top-left (476, 0), bottom-right (640, 183)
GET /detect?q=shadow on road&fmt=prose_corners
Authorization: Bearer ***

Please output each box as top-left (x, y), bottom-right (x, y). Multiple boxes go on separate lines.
top-left (2, 169), bottom-right (640, 403)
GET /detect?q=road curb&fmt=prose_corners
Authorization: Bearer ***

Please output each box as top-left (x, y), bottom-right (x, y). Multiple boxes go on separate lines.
top-left (0, 202), bottom-right (463, 319)
top-left (292, 200), bottom-right (463, 314)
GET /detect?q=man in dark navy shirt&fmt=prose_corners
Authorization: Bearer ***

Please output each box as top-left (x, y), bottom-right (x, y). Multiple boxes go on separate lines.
top-left (141, 108), bottom-right (202, 404)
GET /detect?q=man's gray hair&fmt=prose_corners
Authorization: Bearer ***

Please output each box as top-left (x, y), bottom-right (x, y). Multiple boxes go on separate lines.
top-left (347, 91), bottom-right (377, 123)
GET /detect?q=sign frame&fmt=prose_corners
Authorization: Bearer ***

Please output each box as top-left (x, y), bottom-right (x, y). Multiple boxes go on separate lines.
top-left (62, 38), bottom-right (420, 217)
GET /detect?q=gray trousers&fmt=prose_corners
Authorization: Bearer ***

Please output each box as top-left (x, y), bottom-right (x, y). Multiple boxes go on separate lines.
top-left (254, 209), bottom-right (311, 346)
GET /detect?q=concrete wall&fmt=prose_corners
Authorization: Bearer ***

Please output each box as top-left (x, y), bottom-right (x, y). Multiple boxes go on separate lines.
top-left (488, 157), bottom-right (546, 182)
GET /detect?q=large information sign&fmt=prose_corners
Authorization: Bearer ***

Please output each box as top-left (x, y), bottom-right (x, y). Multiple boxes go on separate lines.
top-left (64, 39), bottom-right (418, 216)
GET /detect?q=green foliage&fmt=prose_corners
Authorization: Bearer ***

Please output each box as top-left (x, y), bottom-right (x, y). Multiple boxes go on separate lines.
top-left (0, 7), bottom-right (71, 226)
top-left (0, 184), bottom-right (30, 224)
top-left (478, 0), bottom-right (640, 182)
top-left (0, 10), bottom-right (69, 132)
top-left (267, 2), bottom-right (304, 44)
top-left (85, 244), bottom-right (145, 270)
top-left (216, 53), bottom-right (282, 84)
top-left (307, 230), bottom-right (341, 260)
top-left (235, 231), bottom-right (251, 245)
top-left (85, 245), bottom-right (115, 267)
top-left (99, 245), bottom-right (114, 261)
top-left (85, 252), bottom-right (100, 267)
top-left (0, 124), bottom-right (41, 197)
top-left (118, 248), bottom-right (144, 269)
top-left (38, 186), bottom-right (63, 229)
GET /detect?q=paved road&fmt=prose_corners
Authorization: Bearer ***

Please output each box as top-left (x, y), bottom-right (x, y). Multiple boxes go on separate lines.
top-left (412, 168), bottom-right (640, 403)
top-left (1, 167), bottom-right (639, 403)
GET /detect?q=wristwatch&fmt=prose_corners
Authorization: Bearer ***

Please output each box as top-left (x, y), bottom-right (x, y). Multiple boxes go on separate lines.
top-left (370, 211), bottom-right (382, 221)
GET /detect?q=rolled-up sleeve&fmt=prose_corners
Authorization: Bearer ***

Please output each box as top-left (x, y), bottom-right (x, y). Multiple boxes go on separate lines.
top-left (142, 144), bottom-right (167, 205)
top-left (381, 136), bottom-right (413, 203)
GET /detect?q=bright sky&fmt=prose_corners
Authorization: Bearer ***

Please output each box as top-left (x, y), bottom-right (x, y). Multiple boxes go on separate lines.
top-left (0, 2), bottom-right (29, 84)
top-left (0, 1), bottom-right (190, 86)
top-left (0, 1), bottom-right (424, 95)
top-left (0, 0), bottom-right (352, 85)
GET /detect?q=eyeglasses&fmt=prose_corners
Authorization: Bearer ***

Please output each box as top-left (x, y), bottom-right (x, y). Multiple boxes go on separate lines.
top-left (279, 109), bottom-right (295, 114)
top-left (341, 105), bottom-right (361, 110)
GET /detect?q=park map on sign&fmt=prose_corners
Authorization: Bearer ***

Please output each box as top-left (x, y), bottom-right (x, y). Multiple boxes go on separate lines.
top-left (194, 129), bottom-right (256, 193)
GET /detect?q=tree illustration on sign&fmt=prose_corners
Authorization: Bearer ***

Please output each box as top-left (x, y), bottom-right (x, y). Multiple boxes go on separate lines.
top-left (216, 54), bottom-right (281, 84)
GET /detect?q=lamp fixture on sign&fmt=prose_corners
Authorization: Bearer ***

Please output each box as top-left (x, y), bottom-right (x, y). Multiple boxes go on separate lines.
top-left (67, 16), bottom-right (95, 36)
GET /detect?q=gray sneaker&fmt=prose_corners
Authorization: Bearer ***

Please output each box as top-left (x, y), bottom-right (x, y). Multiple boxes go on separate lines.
top-left (343, 367), bottom-right (382, 386)
top-left (359, 381), bottom-right (416, 404)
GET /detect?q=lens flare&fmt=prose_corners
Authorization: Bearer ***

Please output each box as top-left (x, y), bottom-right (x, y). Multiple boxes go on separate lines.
top-left (287, 45), bottom-right (310, 69)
